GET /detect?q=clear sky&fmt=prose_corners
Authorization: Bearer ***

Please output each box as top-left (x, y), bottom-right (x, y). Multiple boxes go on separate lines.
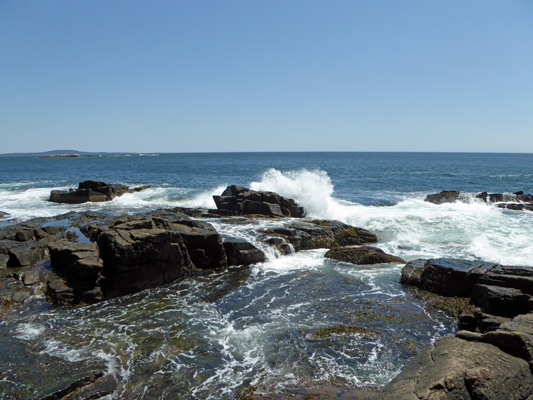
top-left (1, 1), bottom-right (532, 153)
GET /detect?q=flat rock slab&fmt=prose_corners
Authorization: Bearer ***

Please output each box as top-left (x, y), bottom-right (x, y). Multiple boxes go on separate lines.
top-left (458, 313), bottom-right (533, 366)
top-left (383, 335), bottom-right (533, 400)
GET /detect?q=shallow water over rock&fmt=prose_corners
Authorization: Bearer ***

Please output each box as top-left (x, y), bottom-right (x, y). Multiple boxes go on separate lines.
top-left (2, 236), bottom-right (456, 399)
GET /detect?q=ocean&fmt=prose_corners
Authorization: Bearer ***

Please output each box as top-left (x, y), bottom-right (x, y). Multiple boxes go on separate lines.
top-left (1, 152), bottom-right (533, 399)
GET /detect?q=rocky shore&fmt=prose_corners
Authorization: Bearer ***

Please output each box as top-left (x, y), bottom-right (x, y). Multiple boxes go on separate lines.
top-left (2, 183), bottom-right (400, 399)
top-left (4, 182), bottom-right (533, 399)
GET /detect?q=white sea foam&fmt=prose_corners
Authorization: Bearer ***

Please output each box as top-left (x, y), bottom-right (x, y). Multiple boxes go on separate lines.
top-left (256, 249), bottom-right (326, 273)
top-left (176, 185), bottom-right (227, 209)
top-left (245, 168), bottom-right (533, 266)
top-left (16, 323), bottom-right (45, 340)
top-left (250, 168), bottom-right (342, 219)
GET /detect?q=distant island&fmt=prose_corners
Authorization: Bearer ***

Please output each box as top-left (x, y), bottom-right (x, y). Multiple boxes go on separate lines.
top-left (0, 150), bottom-right (136, 157)
top-left (39, 153), bottom-right (85, 158)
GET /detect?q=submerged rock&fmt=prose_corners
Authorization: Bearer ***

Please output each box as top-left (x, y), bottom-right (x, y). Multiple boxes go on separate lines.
top-left (325, 246), bottom-right (405, 265)
top-left (213, 185), bottom-right (304, 218)
top-left (0, 336), bottom-right (115, 400)
top-left (49, 180), bottom-right (150, 204)
top-left (0, 211), bottom-right (9, 219)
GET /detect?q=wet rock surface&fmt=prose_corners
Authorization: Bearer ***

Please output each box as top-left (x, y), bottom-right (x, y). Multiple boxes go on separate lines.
top-left (2, 187), bottom-right (489, 399)
top-left (425, 190), bottom-right (461, 204)
top-left (0, 222), bottom-right (66, 268)
top-left (1, 335), bottom-right (114, 400)
top-left (249, 383), bottom-right (382, 399)
top-left (2, 196), bottom-right (380, 308)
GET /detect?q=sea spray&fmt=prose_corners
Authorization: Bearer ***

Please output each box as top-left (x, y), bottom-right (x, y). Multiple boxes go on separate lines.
top-left (250, 168), bottom-right (352, 219)
top-left (246, 168), bottom-right (533, 266)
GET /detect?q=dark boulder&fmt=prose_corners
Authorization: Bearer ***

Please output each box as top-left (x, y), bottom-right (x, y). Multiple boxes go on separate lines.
top-left (0, 211), bottom-right (9, 219)
top-left (499, 203), bottom-right (533, 211)
top-left (401, 258), bottom-right (494, 297)
top-left (383, 335), bottom-right (533, 400)
top-left (325, 246), bottom-right (405, 265)
top-left (171, 219), bottom-right (227, 270)
top-left (49, 188), bottom-right (108, 204)
top-left (48, 241), bottom-right (104, 303)
top-left (223, 238), bottom-right (266, 266)
top-left (0, 221), bottom-right (66, 269)
top-left (458, 313), bottom-right (533, 364)
top-left (95, 216), bottom-right (194, 299)
top-left (213, 185), bottom-right (304, 218)
top-left (471, 284), bottom-right (532, 318)
top-left (49, 180), bottom-right (150, 204)
top-left (425, 190), bottom-right (460, 204)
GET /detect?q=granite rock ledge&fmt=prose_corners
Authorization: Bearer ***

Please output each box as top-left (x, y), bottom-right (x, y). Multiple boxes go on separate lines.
top-left (384, 258), bottom-right (533, 399)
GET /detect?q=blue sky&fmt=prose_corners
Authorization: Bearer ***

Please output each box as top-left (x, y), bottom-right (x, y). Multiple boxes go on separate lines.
top-left (1, 1), bottom-right (532, 153)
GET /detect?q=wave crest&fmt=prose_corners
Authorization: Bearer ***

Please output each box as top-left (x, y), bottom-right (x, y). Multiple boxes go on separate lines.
top-left (250, 168), bottom-right (349, 219)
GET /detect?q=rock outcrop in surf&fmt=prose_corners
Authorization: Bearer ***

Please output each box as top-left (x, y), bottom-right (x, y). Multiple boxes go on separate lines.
top-left (213, 185), bottom-right (304, 217)
top-left (49, 180), bottom-right (150, 204)
top-left (425, 189), bottom-right (533, 211)
top-left (2, 187), bottom-right (381, 307)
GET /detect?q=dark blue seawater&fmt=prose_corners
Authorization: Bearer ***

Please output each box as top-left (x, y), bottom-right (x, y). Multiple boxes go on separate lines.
top-left (2, 152), bottom-right (533, 205)
top-left (1, 152), bottom-right (533, 399)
